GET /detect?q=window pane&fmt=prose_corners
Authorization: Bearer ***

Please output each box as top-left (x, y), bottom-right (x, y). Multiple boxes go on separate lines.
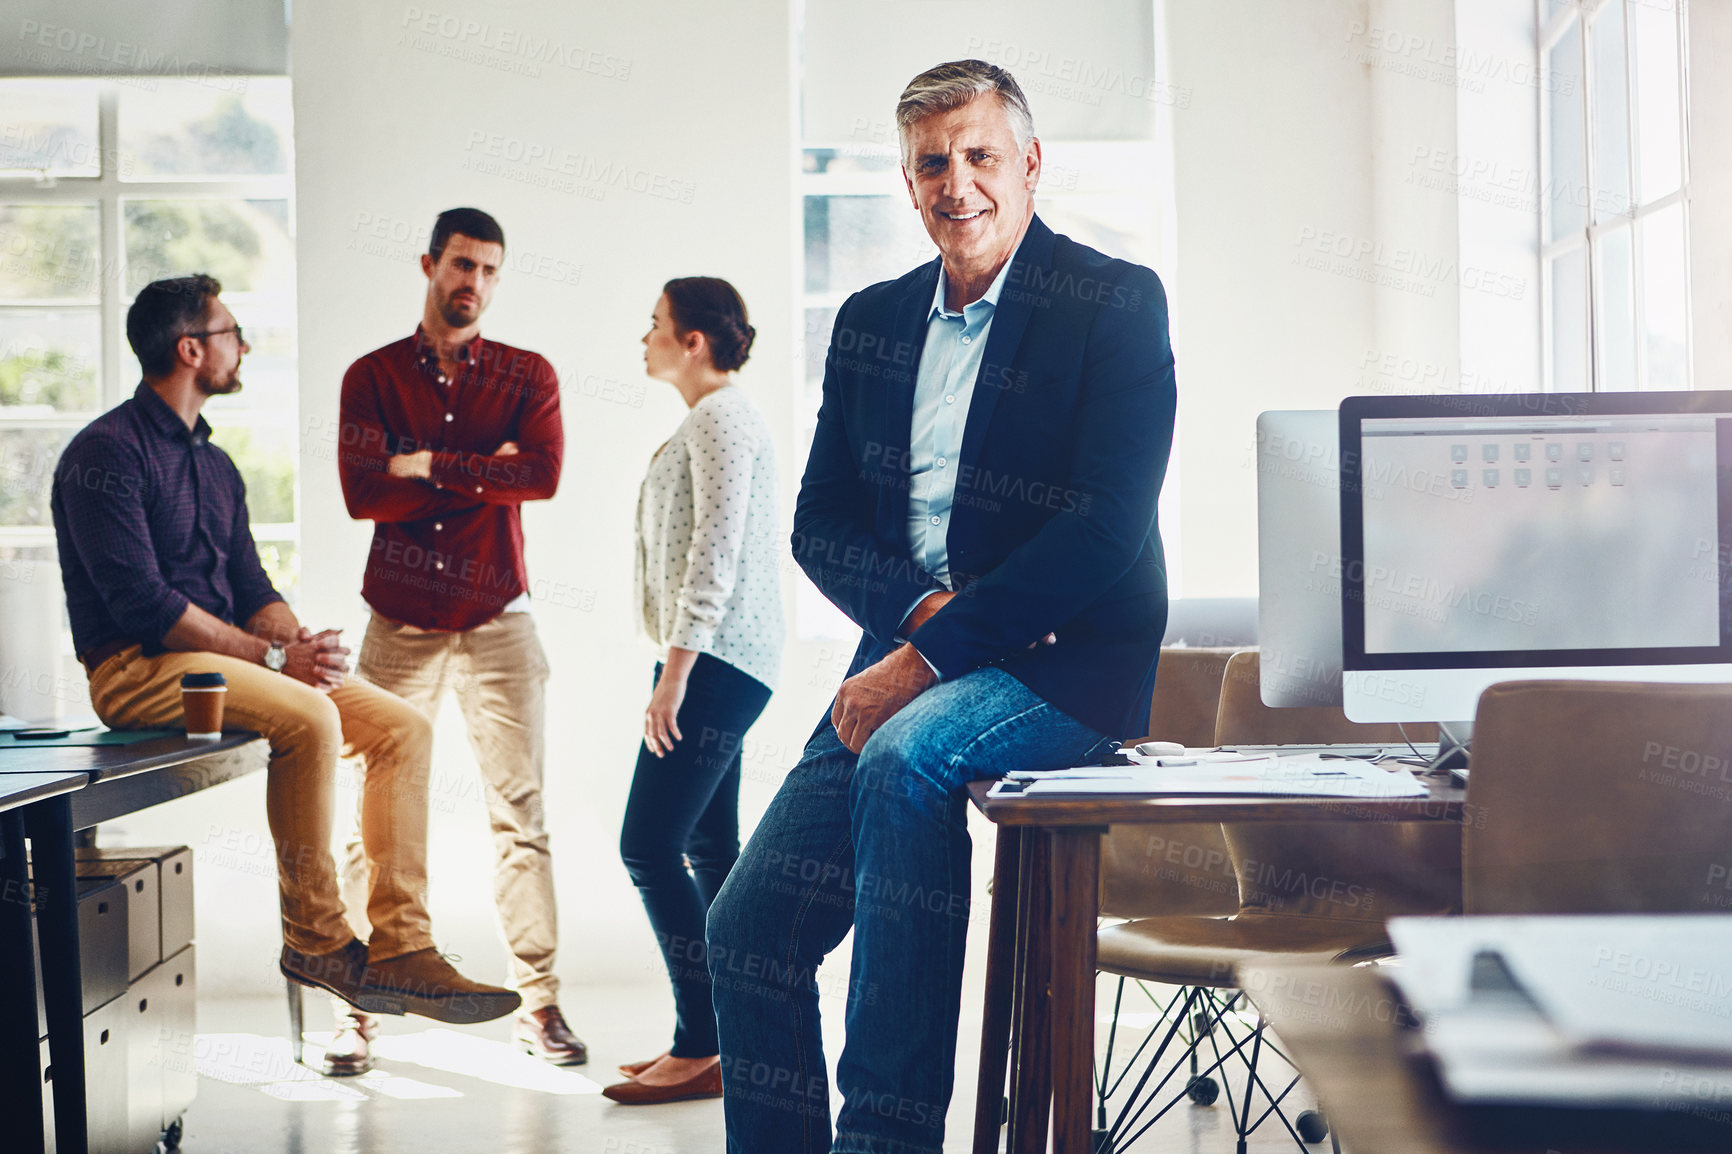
top-left (0, 205), bottom-right (100, 301)
top-left (803, 305), bottom-right (838, 421)
top-left (0, 427), bottom-right (73, 526)
top-left (1631, 0), bottom-right (1682, 202)
top-left (1547, 23), bottom-right (1586, 242)
top-left (803, 196), bottom-right (935, 296)
top-left (1639, 202), bottom-right (1687, 391)
top-left (0, 80), bottom-right (102, 178)
top-left (252, 539), bottom-right (299, 601)
top-left (1596, 226), bottom-right (1637, 389)
top-left (123, 199), bottom-right (294, 297)
top-left (1550, 248), bottom-right (1588, 390)
top-left (118, 78), bottom-right (293, 180)
top-left (0, 310), bottom-right (100, 413)
top-left (212, 424), bottom-right (296, 526)
top-left (1589, 1), bottom-right (1632, 220)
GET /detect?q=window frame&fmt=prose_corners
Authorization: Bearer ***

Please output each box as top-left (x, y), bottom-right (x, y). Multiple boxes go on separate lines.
top-left (1538, 0), bottom-right (1692, 392)
top-left (0, 82), bottom-right (298, 552)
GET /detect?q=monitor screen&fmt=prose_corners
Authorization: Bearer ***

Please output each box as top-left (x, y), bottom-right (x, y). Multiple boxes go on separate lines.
top-left (1338, 392), bottom-right (1732, 722)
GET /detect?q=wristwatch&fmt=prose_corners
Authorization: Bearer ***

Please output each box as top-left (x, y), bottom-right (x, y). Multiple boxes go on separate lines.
top-left (263, 642), bottom-right (287, 672)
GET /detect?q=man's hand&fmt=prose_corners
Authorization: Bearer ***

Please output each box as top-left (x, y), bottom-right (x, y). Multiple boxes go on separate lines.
top-left (283, 629), bottom-right (350, 692)
top-left (387, 450), bottom-right (433, 479)
top-left (496, 441), bottom-right (519, 456)
top-left (832, 643), bottom-right (939, 754)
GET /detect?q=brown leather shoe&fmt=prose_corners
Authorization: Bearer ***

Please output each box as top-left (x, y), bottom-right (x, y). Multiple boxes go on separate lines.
top-left (618, 1051), bottom-right (668, 1077)
top-left (602, 1059), bottom-right (723, 1105)
top-left (514, 1005), bottom-right (588, 1065)
top-left (355, 948), bottom-right (521, 1024)
top-left (281, 939), bottom-right (373, 1009)
top-left (319, 1009), bottom-right (379, 1077)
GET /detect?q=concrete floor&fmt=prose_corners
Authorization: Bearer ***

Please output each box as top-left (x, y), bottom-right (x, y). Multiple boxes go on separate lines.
top-left (168, 977), bottom-right (1325, 1154)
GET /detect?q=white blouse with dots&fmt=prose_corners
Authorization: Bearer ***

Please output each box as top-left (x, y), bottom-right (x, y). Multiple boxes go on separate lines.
top-left (634, 386), bottom-right (785, 690)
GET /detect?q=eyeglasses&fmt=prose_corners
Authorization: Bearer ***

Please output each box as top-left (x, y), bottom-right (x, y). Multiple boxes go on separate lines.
top-left (186, 326), bottom-right (245, 345)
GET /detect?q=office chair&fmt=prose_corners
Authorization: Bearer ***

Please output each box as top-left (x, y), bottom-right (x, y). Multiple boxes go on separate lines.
top-left (1093, 651), bottom-right (1458, 1154)
top-left (1465, 679), bottom-right (1732, 914)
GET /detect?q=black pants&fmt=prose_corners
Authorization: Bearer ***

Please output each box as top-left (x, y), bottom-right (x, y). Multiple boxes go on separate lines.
top-left (620, 652), bottom-right (772, 1056)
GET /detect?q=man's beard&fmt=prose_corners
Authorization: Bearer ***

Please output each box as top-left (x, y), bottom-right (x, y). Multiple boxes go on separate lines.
top-left (196, 368), bottom-right (242, 396)
top-left (439, 292), bottom-right (481, 329)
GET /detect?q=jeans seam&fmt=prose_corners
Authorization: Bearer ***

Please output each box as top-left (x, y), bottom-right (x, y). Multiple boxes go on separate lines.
top-left (785, 828), bottom-right (852, 1150)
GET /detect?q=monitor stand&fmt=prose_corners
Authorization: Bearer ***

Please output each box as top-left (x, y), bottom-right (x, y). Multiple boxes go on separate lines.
top-left (1425, 720), bottom-right (1472, 774)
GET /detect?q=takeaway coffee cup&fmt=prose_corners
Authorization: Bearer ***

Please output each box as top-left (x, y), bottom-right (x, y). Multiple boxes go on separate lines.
top-left (180, 672), bottom-right (227, 740)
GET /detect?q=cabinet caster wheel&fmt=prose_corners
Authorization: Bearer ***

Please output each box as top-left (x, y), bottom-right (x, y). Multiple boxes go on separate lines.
top-left (1296, 1109), bottom-right (1329, 1143)
top-left (160, 1115), bottom-right (184, 1150)
top-left (1186, 1074), bottom-right (1219, 1105)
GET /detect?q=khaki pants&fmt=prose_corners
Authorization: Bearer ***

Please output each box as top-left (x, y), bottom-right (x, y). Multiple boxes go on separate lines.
top-left (345, 611), bottom-right (559, 1012)
top-left (87, 645), bottom-right (435, 958)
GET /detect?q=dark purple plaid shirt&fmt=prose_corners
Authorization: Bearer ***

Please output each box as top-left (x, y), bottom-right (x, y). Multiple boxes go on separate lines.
top-left (51, 383), bottom-right (283, 659)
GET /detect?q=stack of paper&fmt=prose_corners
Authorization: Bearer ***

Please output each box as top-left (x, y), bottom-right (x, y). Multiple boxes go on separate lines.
top-left (988, 751), bottom-right (1428, 799)
top-left (1388, 915), bottom-right (1732, 1110)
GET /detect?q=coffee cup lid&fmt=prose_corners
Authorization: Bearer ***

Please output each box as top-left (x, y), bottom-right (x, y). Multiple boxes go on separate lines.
top-left (181, 672), bottom-right (227, 688)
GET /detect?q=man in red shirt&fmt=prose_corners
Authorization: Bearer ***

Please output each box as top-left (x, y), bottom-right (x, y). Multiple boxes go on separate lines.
top-left (334, 207), bottom-right (582, 1073)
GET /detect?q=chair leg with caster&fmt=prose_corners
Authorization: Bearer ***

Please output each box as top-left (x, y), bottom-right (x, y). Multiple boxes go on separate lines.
top-left (286, 979), bottom-right (305, 1065)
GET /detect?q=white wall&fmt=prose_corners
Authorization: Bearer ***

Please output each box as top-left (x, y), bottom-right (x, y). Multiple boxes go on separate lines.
top-left (1164, 0), bottom-right (1538, 596)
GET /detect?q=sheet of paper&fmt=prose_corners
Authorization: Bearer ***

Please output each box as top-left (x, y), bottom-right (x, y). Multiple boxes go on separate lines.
top-left (992, 754), bottom-right (1426, 798)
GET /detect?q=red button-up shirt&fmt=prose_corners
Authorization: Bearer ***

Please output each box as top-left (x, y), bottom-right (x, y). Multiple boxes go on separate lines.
top-left (339, 328), bottom-right (563, 631)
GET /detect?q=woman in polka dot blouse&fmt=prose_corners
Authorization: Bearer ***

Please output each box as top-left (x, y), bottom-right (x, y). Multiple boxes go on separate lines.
top-left (609, 277), bottom-right (785, 1104)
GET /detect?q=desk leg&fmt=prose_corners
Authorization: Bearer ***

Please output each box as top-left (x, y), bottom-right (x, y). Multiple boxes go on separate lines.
top-left (1049, 828), bottom-right (1102, 1154)
top-left (0, 811), bottom-right (46, 1154)
top-left (1007, 831), bottom-right (1052, 1154)
top-left (973, 826), bottom-right (1022, 1154)
top-left (25, 795), bottom-right (88, 1154)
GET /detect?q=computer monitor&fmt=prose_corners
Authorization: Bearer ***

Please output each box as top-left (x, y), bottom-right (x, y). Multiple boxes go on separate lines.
top-left (1256, 410), bottom-right (1344, 707)
top-left (1338, 391), bottom-right (1732, 723)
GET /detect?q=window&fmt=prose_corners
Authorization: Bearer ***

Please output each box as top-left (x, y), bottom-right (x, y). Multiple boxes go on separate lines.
top-left (0, 76), bottom-right (300, 594)
top-left (1540, 0), bottom-right (1689, 391)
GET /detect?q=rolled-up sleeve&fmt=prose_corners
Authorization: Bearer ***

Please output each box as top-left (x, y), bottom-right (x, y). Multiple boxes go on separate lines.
top-left (54, 435), bottom-right (189, 647)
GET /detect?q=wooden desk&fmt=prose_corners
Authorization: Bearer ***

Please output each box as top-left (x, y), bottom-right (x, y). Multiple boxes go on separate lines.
top-left (0, 733), bottom-right (267, 1154)
top-left (1243, 963), bottom-right (1732, 1154)
top-left (967, 777), bottom-right (1466, 1154)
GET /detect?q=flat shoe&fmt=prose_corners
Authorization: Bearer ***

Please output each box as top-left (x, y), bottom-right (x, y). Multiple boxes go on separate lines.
top-left (601, 1061), bottom-right (722, 1105)
top-left (618, 1052), bottom-right (668, 1077)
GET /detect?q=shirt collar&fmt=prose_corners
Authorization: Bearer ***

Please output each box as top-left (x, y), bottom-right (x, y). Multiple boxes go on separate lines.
top-left (133, 382), bottom-right (212, 444)
top-left (927, 244), bottom-right (1019, 323)
top-left (412, 325), bottom-right (483, 367)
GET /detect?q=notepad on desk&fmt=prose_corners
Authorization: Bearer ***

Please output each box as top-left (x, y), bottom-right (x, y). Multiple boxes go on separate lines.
top-left (987, 752), bottom-right (1428, 799)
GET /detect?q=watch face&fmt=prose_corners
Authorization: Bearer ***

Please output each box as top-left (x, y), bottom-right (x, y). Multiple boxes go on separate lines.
top-left (266, 645), bottom-right (286, 671)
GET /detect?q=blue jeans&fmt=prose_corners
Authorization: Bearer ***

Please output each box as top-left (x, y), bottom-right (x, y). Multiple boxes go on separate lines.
top-left (621, 654), bottom-right (772, 1057)
top-left (707, 667), bottom-right (1109, 1154)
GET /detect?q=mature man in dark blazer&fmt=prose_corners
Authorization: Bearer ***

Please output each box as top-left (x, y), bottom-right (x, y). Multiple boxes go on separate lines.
top-left (707, 60), bottom-right (1175, 1152)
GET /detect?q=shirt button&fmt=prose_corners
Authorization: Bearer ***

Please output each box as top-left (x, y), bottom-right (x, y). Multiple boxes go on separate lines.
top-left (944, 395), bottom-right (955, 404)
top-left (961, 335), bottom-right (972, 345)
top-left (936, 457), bottom-right (947, 467)
top-left (444, 413), bottom-right (454, 422)
top-left (930, 515), bottom-right (941, 525)
top-left (434, 562), bottom-right (444, 570)
top-left (437, 374), bottom-right (448, 384)
top-left (434, 522), bottom-right (443, 531)
top-left (474, 486), bottom-right (483, 493)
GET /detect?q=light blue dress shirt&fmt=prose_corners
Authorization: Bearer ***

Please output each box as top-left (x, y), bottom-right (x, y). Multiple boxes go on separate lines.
top-left (898, 257), bottom-right (1016, 643)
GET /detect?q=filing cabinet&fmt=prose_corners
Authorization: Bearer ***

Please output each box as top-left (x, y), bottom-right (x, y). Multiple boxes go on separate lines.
top-left (75, 857), bottom-right (157, 982)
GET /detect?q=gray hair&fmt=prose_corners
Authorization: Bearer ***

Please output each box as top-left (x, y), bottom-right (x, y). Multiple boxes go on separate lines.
top-left (895, 59), bottom-right (1035, 167)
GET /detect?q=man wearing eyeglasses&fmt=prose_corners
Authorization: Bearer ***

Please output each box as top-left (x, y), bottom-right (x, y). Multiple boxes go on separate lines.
top-left (51, 274), bottom-right (521, 1034)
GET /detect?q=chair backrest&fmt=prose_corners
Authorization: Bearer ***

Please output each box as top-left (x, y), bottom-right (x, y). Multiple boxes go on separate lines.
top-left (1098, 647), bottom-right (1245, 919)
top-left (1466, 680), bottom-right (1732, 914)
top-left (1215, 650), bottom-right (1459, 924)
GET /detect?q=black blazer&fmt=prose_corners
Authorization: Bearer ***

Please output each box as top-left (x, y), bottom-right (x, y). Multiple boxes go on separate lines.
top-left (794, 215), bottom-right (1176, 739)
